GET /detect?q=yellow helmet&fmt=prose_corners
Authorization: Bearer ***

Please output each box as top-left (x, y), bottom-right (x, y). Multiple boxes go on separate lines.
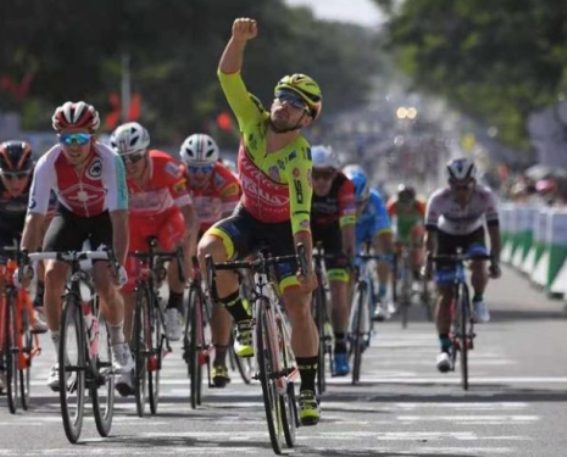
top-left (274, 73), bottom-right (322, 120)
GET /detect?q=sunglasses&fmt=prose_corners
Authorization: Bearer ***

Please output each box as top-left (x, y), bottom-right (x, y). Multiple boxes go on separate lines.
top-left (275, 90), bottom-right (308, 111)
top-left (59, 133), bottom-right (92, 146)
top-left (187, 164), bottom-right (214, 174)
top-left (312, 169), bottom-right (335, 181)
top-left (2, 171), bottom-right (30, 181)
top-left (121, 152), bottom-right (145, 164)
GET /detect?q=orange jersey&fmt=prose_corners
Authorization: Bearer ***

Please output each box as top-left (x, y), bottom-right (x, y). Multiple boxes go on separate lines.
top-left (182, 161), bottom-right (241, 232)
top-left (127, 149), bottom-right (191, 219)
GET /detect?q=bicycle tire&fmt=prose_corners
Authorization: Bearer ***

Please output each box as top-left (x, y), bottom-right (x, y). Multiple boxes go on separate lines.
top-left (400, 268), bottom-right (412, 329)
top-left (92, 318), bottom-right (114, 437)
top-left (351, 281), bottom-right (367, 385)
top-left (391, 253), bottom-right (399, 305)
top-left (5, 292), bottom-right (18, 414)
top-left (459, 283), bottom-right (471, 391)
top-left (133, 285), bottom-right (149, 417)
top-left (148, 290), bottom-right (161, 415)
top-left (256, 300), bottom-right (283, 454)
top-left (20, 304), bottom-right (32, 411)
top-left (59, 294), bottom-right (86, 443)
top-left (276, 315), bottom-right (296, 448)
top-left (187, 286), bottom-right (203, 409)
top-left (314, 283), bottom-right (326, 395)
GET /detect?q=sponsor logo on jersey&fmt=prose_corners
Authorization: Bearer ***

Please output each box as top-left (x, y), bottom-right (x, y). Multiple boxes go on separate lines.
top-left (294, 179), bottom-right (303, 204)
top-left (165, 161), bottom-right (181, 177)
top-left (292, 167), bottom-right (300, 178)
top-left (87, 159), bottom-right (102, 179)
top-left (268, 166), bottom-right (280, 181)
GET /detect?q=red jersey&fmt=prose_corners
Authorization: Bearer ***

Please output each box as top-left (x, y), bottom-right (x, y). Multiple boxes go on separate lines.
top-left (182, 161), bottom-right (240, 232)
top-left (127, 150), bottom-right (191, 219)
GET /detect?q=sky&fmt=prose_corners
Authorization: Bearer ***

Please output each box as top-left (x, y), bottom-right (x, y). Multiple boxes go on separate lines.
top-left (284, 0), bottom-right (385, 28)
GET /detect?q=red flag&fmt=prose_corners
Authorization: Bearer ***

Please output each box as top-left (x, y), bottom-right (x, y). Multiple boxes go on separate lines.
top-left (216, 112), bottom-right (233, 131)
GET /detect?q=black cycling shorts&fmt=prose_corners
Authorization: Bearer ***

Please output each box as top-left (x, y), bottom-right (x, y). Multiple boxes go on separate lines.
top-left (435, 227), bottom-right (486, 269)
top-left (43, 205), bottom-right (113, 252)
top-left (207, 205), bottom-right (298, 285)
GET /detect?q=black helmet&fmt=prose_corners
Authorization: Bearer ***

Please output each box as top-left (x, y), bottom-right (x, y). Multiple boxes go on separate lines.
top-left (397, 184), bottom-right (416, 202)
top-left (0, 141), bottom-right (33, 173)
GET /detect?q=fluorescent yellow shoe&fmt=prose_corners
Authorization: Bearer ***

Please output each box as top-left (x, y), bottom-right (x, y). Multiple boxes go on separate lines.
top-left (234, 319), bottom-right (254, 358)
top-left (299, 390), bottom-right (320, 426)
top-left (211, 365), bottom-right (231, 388)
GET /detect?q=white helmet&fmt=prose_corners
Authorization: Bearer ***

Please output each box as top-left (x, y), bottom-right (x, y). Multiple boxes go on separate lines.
top-left (180, 133), bottom-right (219, 164)
top-left (447, 157), bottom-right (476, 181)
top-left (311, 145), bottom-right (338, 169)
top-left (110, 122), bottom-right (150, 155)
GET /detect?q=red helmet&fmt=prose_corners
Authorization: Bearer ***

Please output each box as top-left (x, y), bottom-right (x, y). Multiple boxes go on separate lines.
top-left (51, 101), bottom-right (100, 132)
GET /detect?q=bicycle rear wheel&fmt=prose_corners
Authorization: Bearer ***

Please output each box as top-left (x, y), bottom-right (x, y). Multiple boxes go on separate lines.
top-left (351, 281), bottom-right (367, 385)
top-left (4, 293), bottom-right (18, 414)
top-left (92, 318), bottom-right (114, 437)
top-left (59, 294), bottom-right (86, 443)
top-left (230, 344), bottom-right (254, 384)
top-left (133, 285), bottom-right (150, 417)
top-left (459, 283), bottom-right (471, 391)
top-left (256, 300), bottom-right (284, 454)
top-left (148, 292), bottom-right (161, 415)
top-left (276, 315), bottom-right (297, 448)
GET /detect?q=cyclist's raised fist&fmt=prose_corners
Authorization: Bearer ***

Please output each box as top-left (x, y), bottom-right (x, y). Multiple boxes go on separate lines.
top-left (232, 18), bottom-right (257, 42)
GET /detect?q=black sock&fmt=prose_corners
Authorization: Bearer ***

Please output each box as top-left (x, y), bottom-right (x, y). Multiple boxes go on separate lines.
top-left (473, 293), bottom-right (483, 302)
top-left (439, 333), bottom-right (451, 353)
top-left (296, 356), bottom-right (318, 393)
top-left (167, 291), bottom-right (184, 311)
top-left (220, 290), bottom-right (251, 323)
top-left (334, 332), bottom-right (347, 353)
top-left (214, 345), bottom-right (228, 367)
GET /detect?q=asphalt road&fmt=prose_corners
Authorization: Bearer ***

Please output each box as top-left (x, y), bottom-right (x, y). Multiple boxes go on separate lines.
top-left (1, 265), bottom-right (566, 456)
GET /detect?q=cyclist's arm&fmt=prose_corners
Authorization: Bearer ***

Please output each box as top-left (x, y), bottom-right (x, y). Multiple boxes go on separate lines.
top-left (219, 19), bottom-right (256, 74)
top-left (109, 210), bottom-right (129, 266)
top-left (21, 155), bottom-right (56, 252)
top-left (338, 180), bottom-right (356, 259)
top-left (485, 190), bottom-right (501, 262)
top-left (21, 213), bottom-right (46, 252)
top-left (180, 203), bottom-right (199, 257)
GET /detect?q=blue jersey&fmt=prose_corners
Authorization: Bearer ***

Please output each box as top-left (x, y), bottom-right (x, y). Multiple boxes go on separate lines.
top-left (356, 189), bottom-right (391, 250)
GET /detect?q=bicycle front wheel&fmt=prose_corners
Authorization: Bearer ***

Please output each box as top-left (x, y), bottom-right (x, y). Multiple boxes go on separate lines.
top-left (313, 284), bottom-right (326, 395)
top-left (91, 318), bottom-right (114, 437)
top-left (256, 300), bottom-right (284, 454)
top-left (59, 294), bottom-right (86, 443)
top-left (458, 283), bottom-right (471, 391)
top-left (186, 286), bottom-right (203, 409)
top-left (133, 285), bottom-right (150, 417)
top-left (148, 292), bottom-right (161, 415)
top-left (351, 281), bottom-right (367, 385)
top-left (4, 293), bottom-right (18, 414)
top-left (19, 303), bottom-right (32, 411)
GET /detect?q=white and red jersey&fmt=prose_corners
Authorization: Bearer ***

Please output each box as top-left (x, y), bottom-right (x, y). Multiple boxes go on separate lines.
top-left (182, 161), bottom-right (240, 233)
top-left (425, 185), bottom-right (499, 235)
top-left (28, 142), bottom-right (128, 217)
top-left (127, 149), bottom-right (191, 219)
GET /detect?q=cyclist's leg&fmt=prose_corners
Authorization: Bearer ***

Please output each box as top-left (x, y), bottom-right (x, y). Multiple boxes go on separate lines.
top-left (41, 210), bottom-right (78, 388)
top-left (465, 228), bottom-right (490, 322)
top-left (156, 210), bottom-right (188, 341)
top-left (269, 227), bottom-right (320, 425)
top-left (375, 229), bottom-right (394, 315)
top-left (434, 230), bottom-right (458, 372)
top-left (89, 211), bottom-right (133, 373)
top-left (410, 224), bottom-right (426, 279)
top-left (197, 207), bottom-right (254, 357)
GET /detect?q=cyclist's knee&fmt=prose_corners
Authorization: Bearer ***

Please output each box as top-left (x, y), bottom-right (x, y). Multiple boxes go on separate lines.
top-left (197, 233), bottom-right (229, 263)
top-left (44, 261), bottom-right (67, 287)
top-left (282, 288), bottom-right (311, 320)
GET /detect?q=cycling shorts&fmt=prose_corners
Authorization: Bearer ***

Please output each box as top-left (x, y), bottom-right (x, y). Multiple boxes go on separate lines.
top-left (43, 204), bottom-right (113, 253)
top-left (435, 227), bottom-right (486, 270)
top-left (205, 205), bottom-right (299, 292)
top-left (123, 209), bottom-right (186, 293)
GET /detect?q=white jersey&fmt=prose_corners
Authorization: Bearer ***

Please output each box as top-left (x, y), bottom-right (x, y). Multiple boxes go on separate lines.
top-left (425, 185), bottom-right (499, 235)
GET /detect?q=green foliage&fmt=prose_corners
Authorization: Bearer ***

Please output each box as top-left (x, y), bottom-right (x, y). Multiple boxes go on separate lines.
top-left (374, 0), bottom-right (567, 148)
top-left (0, 0), bottom-right (380, 148)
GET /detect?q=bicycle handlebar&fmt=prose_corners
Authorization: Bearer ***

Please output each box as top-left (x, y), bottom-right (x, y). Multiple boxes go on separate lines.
top-left (430, 253), bottom-right (493, 263)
